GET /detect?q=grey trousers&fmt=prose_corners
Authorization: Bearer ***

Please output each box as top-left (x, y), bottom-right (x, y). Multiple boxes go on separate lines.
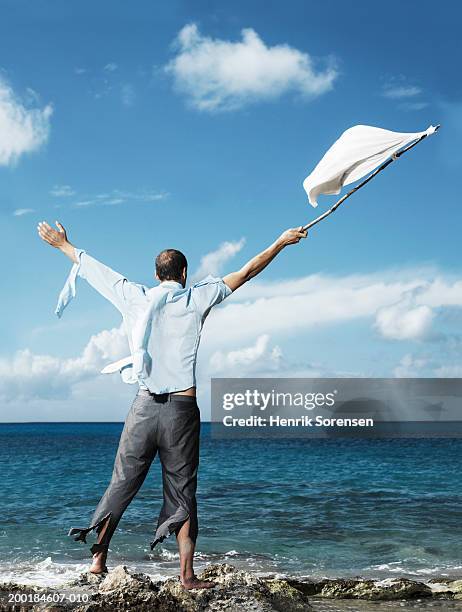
top-left (68, 389), bottom-right (200, 555)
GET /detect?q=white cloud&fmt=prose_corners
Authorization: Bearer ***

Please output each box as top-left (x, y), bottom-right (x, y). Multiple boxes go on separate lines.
top-left (103, 62), bottom-right (118, 72)
top-left (72, 189), bottom-right (169, 208)
top-left (209, 334), bottom-right (282, 375)
top-left (0, 77), bottom-right (52, 166)
top-left (382, 85), bottom-right (422, 99)
top-left (393, 353), bottom-right (428, 377)
top-left (433, 364), bottom-right (462, 377)
top-left (13, 208), bottom-right (34, 217)
top-left (50, 184), bottom-right (75, 197)
top-left (104, 198), bottom-right (124, 205)
top-left (192, 238), bottom-right (245, 282)
top-left (418, 277), bottom-right (462, 308)
top-left (73, 200), bottom-right (94, 207)
top-left (202, 272), bottom-right (416, 350)
top-left (0, 327), bottom-right (128, 402)
top-left (380, 76), bottom-right (427, 112)
top-left (201, 269), bottom-right (462, 352)
top-left (374, 289), bottom-right (434, 340)
top-left (166, 23), bottom-right (337, 111)
top-left (399, 101), bottom-right (428, 111)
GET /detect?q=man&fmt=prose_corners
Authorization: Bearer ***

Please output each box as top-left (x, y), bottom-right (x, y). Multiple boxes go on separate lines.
top-left (37, 220), bottom-right (307, 589)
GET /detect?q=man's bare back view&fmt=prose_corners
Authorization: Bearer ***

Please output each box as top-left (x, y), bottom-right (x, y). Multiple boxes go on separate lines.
top-left (37, 220), bottom-right (307, 589)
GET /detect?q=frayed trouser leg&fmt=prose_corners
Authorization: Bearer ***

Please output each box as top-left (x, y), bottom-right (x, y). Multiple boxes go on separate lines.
top-left (68, 392), bottom-right (158, 554)
top-left (150, 399), bottom-right (200, 549)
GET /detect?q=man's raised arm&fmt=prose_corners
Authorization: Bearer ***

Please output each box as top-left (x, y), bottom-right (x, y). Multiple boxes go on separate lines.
top-left (222, 226), bottom-right (307, 292)
top-left (37, 220), bottom-right (144, 317)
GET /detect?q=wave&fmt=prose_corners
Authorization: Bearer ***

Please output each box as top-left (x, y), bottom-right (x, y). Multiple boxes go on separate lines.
top-left (2, 549), bottom-right (462, 588)
top-left (0, 557), bottom-right (89, 587)
top-left (366, 561), bottom-right (462, 579)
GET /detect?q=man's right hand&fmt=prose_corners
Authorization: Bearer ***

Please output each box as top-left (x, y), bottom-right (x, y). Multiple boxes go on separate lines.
top-left (277, 226), bottom-right (308, 247)
top-left (37, 221), bottom-right (78, 263)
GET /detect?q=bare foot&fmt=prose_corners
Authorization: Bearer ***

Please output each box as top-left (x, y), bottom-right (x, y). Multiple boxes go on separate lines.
top-left (89, 552), bottom-right (108, 575)
top-left (181, 575), bottom-right (215, 590)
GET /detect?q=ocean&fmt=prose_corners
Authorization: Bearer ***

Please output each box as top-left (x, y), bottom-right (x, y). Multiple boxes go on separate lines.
top-left (1, 422), bottom-right (461, 587)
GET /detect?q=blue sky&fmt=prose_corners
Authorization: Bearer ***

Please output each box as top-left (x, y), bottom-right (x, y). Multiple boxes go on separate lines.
top-left (1, 0), bottom-right (461, 420)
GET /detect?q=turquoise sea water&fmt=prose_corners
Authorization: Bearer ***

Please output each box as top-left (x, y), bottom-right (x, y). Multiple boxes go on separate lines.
top-left (0, 422), bottom-right (461, 586)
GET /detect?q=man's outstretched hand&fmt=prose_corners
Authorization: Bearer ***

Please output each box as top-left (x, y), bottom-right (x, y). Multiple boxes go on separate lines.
top-left (277, 226), bottom-right (308, 246)
top-left (37, 221), bottom-right (78, 263)
top-left (37, 220), bottom-right (68, 248)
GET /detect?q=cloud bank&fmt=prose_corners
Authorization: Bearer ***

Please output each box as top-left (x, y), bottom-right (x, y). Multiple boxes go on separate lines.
top-left (0, 327), bottom-right (128, 402)
top-left (5, 267), bottom-right (462, 407)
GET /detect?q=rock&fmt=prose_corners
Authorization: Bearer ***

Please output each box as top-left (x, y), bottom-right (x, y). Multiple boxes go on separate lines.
top-left (315, 577), bottom-right (432, 600)
top-left (449, 579), bottom-right (462, 594)
top-left (3, 565), bottom-right (460, 611)
top-left (0, 581), bottom-right (44, 594)
top-left (284, 579), bottom-right (320, 597)
top-left (427, 582), bottom-right (454, 596)
top-left (265, 577), bottom-right (312, 610)
top-left (75, 566), bottom-right (159, 611)
top-left (156, 563), bottom-right (312, 611)
top-left (66, 572), bottom-right (105, 588)
top-left (423, 578), bottom-right (462, 600)
top-left (447, 579), bottom-right (462, 600)
top-left (70, 563), bottom-right (312, 611)
top-left (98, 565), bottom-right (149, 593)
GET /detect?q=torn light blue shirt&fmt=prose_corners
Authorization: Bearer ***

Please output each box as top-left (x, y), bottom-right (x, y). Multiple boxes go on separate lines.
top-left (55, 248), bottom-right (232, 394)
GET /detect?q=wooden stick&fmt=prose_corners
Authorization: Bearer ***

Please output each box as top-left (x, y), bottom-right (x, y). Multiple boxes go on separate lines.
top-left (302, 125), bottom-right (440, 232)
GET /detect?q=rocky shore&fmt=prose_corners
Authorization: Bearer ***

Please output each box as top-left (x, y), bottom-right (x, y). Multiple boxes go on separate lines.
top-left (2, 563), bottom-right (462, 611)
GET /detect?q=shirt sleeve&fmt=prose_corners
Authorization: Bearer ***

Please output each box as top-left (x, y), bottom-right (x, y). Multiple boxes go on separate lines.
top-left (55, 248), bottom-right (146, 318)
top-left (190, 275), bottom-right (232, 317)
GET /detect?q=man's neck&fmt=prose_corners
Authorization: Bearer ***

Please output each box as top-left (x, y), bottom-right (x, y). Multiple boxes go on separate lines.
top-left (159, 279), bottom-right (184, 289)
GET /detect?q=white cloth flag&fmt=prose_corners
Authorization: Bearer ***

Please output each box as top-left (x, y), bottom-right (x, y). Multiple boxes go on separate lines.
top-left (303, 125), bottom-right (438, 207)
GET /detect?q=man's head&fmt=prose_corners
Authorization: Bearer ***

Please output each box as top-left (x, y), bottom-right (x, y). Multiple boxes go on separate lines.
top-left (155, 249), bottom-right (188, 287)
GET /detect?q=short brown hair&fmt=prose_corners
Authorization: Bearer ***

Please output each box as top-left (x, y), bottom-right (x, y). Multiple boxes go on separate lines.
top-left (155, 249), bottom-right (188, 282)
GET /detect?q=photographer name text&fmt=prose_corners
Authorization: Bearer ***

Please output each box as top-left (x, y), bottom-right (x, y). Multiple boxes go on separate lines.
top-left (222, 415), bottom-right (374, 428)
